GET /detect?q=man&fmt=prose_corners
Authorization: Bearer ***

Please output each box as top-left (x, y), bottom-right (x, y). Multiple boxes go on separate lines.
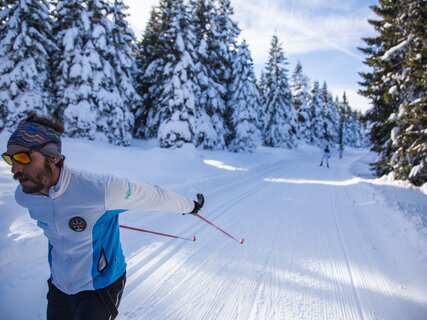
top-left (2, 114), bottom-right (204, 320)
top-left (319, 145), bottom-right (331, 168)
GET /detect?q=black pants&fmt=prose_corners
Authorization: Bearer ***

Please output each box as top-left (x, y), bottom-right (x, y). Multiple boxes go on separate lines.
top-left (47, 273), bottom-right (126, 320)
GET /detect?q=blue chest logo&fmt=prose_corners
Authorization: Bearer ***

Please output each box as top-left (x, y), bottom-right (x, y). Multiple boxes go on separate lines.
top-left (69, 216), bottom-right (87, 232)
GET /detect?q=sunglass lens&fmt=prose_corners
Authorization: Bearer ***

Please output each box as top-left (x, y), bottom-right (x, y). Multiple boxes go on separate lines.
top-left (2, 154), bottom-right (13, 165)
top-left (13, 152), bottom-right (32, 164)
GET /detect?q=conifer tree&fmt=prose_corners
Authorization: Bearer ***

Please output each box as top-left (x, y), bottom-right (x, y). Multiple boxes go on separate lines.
top-left (157, 0), bottom-right (200, 148)
top-left (227, 40), bottom-right (262, 152)
top-left (357, 110), bottom-right (370, 148)
top-left (353, 110), bottom-right (365, 147)
top-left (191, 0), bottom-right (241, 149)
top-left (291, 62), bottom-right (312, 144)
top-left (387, 0), bottom-right (426, 185)
top-left (336, 96), bottom-right (345, 158)
top-left (191, 0), bottom-right (226, 149)
top-left (216, 0), bottom-right (240, 144)
top-left (360, 0), bottom-right (426, 185)
top-left (321, 82), bottom-right (339, 144)
top-left (215, 0), bottom-right (239, 83)
top-left (134, 3), bottom-right (171, 139)
top-left (308, 80), bottom-right (324, 146)
top-left (341, 93), bottom-right (359, 147)
top-left (262, 35), bottom-right (297, 148)
top-left (359, 0), bottom-right (404, 176)
top-left (111, 0), bottom-right (139, 121)
top-left (53, 0), bottom-right (133, 146)
top-left (258, 70), bottom-right (267, 129)
top-left (0, 0), bottom-right (56, 131)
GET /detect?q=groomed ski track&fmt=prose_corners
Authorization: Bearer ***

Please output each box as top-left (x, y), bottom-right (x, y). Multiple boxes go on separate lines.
top-left (118, 149), bottom-right (427, 320)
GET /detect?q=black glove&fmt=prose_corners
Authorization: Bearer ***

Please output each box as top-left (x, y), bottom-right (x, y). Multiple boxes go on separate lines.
top-left (189, 193), bottom-right (204, 215)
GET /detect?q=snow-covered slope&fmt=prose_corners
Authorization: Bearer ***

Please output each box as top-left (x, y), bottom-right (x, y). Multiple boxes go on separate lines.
top-left (0, 134), bottom-right (426, 319)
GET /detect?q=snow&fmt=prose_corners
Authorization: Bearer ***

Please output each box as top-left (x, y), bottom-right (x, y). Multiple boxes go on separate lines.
top-left (410, 164), bottom-right (424, 179)
top-left (63, 27), bottom-right (78, 52)
top-left (391, 126), bottom-right (400, 145)
top-left (381, 36), bottom-right (413, 62)
top-left (0, 134), bottom-right (426, 320)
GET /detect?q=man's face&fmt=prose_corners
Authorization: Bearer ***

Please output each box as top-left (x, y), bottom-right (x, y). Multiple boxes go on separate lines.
top-left (6, 145), bottom-right (54, 194)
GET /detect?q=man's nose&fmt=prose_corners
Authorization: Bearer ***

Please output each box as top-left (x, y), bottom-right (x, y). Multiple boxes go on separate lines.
top-left (11, 161), bottom-right (23, 175)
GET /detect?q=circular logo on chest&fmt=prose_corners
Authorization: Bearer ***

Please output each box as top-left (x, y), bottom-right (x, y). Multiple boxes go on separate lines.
top-left (69, 217), bottom-right (87, 232)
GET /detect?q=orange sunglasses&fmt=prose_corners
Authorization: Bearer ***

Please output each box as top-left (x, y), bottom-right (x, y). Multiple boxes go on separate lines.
top-left (2, 142), bottom-right (51, 165)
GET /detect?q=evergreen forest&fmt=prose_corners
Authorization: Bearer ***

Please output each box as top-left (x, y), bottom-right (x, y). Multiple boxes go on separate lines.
top-left (0, 0), bottom-right (425, 186)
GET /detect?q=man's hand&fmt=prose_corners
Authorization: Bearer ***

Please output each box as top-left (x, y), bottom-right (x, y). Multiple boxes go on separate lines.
top-left (189, 193), bottom-right (204, 214)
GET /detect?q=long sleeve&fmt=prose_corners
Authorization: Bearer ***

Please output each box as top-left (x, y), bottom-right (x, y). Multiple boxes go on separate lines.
top-left (104, 175), bottom-right (195, 214)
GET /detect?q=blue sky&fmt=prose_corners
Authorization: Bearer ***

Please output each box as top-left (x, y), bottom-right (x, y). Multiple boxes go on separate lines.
top-left (123, 0), bottom-right (378, 113)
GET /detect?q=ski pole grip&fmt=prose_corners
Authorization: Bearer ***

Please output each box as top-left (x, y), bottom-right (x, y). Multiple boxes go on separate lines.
top-left (183, 193), bottom-right (205, 215)
top-left (196, 193), bottom-right (204, 208)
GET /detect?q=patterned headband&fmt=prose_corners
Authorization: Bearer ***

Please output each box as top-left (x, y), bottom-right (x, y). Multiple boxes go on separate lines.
top-left (7, 121), bottom-right (62, 157)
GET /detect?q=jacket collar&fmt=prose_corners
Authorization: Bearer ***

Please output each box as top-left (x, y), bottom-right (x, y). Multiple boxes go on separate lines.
top-left (48, 164), bottom-right (71, 199)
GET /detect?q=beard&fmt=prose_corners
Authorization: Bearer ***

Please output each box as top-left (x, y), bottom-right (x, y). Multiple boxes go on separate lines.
top-left (13, 158), bottom-right (53, 194)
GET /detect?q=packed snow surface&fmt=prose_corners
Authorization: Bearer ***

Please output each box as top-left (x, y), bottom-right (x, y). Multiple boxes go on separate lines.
top-left (0, 134), bottom-right (426, 320)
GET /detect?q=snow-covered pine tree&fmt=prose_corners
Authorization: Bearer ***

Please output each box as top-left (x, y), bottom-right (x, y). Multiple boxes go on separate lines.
top-left (387, 0), bottom-right (426, 186)
top-left (359, 0), bottom-right (404, 176)
top-left (348, 112), bottom-right (362, 148)
top-left (308, 80), bottom-right (324, 146)
top-left (157, 0), bottom-right (199, 148)
top-left (340, 92), bottom-right (361, 147)
top-left (258, 70), bottom-right (266, 95)
top-left (354, 110), bottom-right (365, 147)
top-left (257, 70), bottom-right (267, 129)
top-left (359, 111), bottom-right (371, 148)
top-left (262, 34), bottom-right (297, 148)
top-left (360, 0), bottom-right (426, 185)
top-left (110, 0), bottom-right (138, 131)
top-left (214, 0), bottom-right (240, 145)
top-left (321, 82), bottom-right (339, 145)
top-left (0, 0), bottom-right (56, 131)
top-left (133, 2), bottom-right (171, 139)
top-left (53, 0), bottom-right (133, 146)
top-left (291, 62), bottom-right (312, 144)
top-left (227, 40), bottom-right (262, 152)
top-left (51, 0), bottom-right (82, 118)
top-left (191, 0), bottom-right (241, 150)
top-left (336, 96), bottom-right (345, 157)
top-left (191, 0), bottom-right (226, 149)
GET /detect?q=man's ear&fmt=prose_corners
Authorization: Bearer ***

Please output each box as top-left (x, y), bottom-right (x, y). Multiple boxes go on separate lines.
top-left (48, 156), bottom-right (61, 165)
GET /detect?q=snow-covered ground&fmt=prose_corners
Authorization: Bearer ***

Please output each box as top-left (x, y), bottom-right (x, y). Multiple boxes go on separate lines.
top-left (1, 133), bottom-right (426, 320)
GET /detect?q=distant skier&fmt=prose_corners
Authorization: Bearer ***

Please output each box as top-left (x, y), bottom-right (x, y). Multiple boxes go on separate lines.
top-left (1, 114), bottom-right (204, 320)
top-left (320, 145), bottom-right (331, 168)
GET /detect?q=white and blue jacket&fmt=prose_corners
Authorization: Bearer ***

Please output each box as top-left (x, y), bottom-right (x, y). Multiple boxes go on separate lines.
top-left (15, 164), bottom-right (194, 294)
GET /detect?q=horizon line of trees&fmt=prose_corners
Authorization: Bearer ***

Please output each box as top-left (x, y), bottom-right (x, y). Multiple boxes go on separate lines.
top-left (1, 0), bottom-right (366, 156)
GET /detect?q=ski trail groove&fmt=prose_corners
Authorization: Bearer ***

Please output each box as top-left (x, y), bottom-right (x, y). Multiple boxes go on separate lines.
top-left (329, 181), bottom-right (365, 320)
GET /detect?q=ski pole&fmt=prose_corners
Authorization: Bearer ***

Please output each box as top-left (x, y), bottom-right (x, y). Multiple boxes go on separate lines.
top-left (119, 224), bottom-right (196, 242)
top-left (194, 214), bottom-right (244, 245)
